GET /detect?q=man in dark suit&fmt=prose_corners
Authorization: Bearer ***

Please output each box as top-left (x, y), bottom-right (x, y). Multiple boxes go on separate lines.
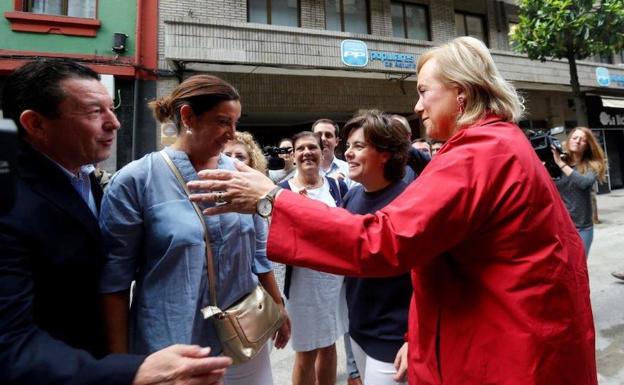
top-left (0, 60), bottom-right (231, 385)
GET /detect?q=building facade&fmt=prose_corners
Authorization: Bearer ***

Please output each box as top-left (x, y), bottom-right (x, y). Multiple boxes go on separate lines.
top-left (156, 0), bottom-right (624, 191)
top-left (0, 0), bottom-right (158, 170)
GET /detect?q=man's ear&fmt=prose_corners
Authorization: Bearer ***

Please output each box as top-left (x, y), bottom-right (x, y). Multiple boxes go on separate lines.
top-left (19, 110), bottom-right (46, 141)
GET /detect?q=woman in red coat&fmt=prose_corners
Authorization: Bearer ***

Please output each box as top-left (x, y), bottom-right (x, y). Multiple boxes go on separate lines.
top-left (188, 37), bottom-right (597, 385)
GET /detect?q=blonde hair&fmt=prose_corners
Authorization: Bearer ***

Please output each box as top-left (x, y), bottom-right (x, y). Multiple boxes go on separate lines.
top-left (417, 36), bottom-right (524, 128)
top-left (566, 127), bottom-right (607, 182)
top-left (228, 131), bottom-right (267, 174)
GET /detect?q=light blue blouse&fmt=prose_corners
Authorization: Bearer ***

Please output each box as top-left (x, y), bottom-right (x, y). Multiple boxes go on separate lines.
top-left (99, 148), bottom-right (271, 354)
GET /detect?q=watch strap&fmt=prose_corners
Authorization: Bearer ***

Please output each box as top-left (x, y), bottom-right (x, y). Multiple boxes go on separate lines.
top-left (266, 186), bottom-right (282, 202)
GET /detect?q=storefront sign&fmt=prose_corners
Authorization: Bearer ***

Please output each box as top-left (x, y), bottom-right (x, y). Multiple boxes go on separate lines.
top-left (369, 51), bottom-right (416, 69)
top-left (599, 111), bottom-right (624, 127)
top-left (587, 95), bottom-right (624, 129)
top-left (596, 67), bottom-right (624, 88)
top-left (341, 40), bottom-right (368, 67)
top-left (340, 40), bottom-right (415, 70)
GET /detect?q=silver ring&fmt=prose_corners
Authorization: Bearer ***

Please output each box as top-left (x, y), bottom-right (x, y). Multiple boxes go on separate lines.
top-left (215, 191), bottom-right (226, 204)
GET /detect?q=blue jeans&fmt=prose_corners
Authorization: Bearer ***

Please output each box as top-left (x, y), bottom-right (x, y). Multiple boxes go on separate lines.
top-left (577, 226), bottom-right (593, 257)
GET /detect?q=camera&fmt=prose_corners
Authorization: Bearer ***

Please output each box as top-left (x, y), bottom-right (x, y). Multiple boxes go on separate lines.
top-left (263, 146), bottom-right (291, 170)
top-left (0, 119), bottom-right (17, 214)
top-left (528, 130), bottom-right (566, 179)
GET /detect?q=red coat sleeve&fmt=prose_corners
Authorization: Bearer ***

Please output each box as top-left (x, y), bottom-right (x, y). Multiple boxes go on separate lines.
top-left (267, 128), bottom-right (522, 277)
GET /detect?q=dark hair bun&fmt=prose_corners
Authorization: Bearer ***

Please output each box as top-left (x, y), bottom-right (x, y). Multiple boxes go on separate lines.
top-left (149, 96), bottom-right (173, 122)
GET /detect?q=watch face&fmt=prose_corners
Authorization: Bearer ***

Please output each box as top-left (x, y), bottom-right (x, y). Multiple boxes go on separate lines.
top-left (257, 198), bottom-right (273, 217)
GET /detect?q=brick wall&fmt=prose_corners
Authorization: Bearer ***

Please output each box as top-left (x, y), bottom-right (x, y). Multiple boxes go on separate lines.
top-left (370, 0), bottom-right (391, 37)
top-left (159, 0), bottom-right (247, 68)
top-left (429, 0), bottom-right (455, 42)
top-left (301, 0), bottom-right (325, 29)
top-left (218, 72), bottom-right (419, 113)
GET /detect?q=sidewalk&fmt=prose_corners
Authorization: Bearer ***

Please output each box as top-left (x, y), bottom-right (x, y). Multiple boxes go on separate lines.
top-left (270, 332), bottom-right (349, 385)
top-left (590, 190), bottom-right (624, 385)
top-left (269, 190), bottom-right (624, 385)
top-left (269, 262), bottom-right (350, 385)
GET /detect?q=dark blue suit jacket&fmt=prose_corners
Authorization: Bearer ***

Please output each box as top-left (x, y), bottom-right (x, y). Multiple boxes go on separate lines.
top-left (0, 142), bottom-right (144, 384)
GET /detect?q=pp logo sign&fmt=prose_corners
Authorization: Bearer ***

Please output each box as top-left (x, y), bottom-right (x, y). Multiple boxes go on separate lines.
top-left (596, 67), bottom-right (610, 87)
top-left (341, 40), bottom-right (368, 67)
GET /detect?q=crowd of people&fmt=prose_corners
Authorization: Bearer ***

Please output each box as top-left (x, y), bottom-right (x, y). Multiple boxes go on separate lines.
top-left (0, 36), bottom-right (608, 385)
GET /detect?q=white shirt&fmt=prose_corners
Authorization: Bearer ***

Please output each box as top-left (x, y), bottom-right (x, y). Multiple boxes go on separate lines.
top-left (321, 156), bottom-right (357, 189)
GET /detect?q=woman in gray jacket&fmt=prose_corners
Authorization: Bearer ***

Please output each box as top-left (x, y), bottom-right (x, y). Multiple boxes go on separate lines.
top-left (552, 126), bottom-right (606, 256)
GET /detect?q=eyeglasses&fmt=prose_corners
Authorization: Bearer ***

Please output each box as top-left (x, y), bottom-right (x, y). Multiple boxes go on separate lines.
top-left (279, 147), bottom-right (293, 154)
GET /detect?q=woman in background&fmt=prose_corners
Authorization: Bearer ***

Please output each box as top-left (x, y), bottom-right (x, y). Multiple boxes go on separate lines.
top-left (279, 131), bottom-right (348, 385)
top-left (552, 126), bottom-right (606, 256)
top-left (224, 131), bottom-right (268, 175)
top-left (223, 130), bottom-right (291, 345)
top-left (341, 110), bottom-right (411, 385)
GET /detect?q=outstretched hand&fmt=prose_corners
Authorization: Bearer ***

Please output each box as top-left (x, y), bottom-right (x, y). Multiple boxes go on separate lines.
top-left (187, 161), bottom-right (277, 215)
top-left (133, 345), bottom-right (232, 385)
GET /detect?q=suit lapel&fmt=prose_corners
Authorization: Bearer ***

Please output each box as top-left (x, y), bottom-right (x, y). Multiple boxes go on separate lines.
top-left (90, 172), bottom-right (103, 213)
top-left (19, 143), bottom-right (102, 240)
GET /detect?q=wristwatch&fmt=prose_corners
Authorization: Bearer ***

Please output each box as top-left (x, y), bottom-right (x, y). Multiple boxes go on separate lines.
top-left (256, 186), bottom-right (282, 218)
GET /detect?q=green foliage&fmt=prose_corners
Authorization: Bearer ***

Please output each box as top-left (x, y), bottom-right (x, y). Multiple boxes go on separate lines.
top-left (511, 0), bottom-right (624, 61)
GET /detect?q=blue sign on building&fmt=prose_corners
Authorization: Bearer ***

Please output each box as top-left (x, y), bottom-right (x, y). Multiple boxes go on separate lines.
top-left (341, 40), bottom-right (368, 67)
top-left (369, 51), bottom-right (416, 69)
top-left (596, 67), bottom-right (611, 87)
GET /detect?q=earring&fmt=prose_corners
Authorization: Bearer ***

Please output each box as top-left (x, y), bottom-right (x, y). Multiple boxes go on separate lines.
top-left (184, 126), bottom-right (192, 135)
top-left (457, 97), bottom-right (465, 114)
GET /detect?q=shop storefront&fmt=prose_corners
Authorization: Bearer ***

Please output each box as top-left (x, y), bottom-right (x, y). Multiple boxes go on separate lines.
top-left (587, 95), bottom-right (624, 192)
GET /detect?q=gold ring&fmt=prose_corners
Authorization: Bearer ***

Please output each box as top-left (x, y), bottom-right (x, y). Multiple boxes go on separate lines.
top-left (215, 191), bottom-right (226, 204)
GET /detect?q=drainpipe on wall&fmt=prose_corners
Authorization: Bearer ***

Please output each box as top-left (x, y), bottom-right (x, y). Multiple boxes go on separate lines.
top-left (131, 0), bottom-right (144, 160)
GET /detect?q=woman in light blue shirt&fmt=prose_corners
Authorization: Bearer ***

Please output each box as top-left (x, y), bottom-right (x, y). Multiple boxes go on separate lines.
top-left (99, 75), bottom-right (288, 385)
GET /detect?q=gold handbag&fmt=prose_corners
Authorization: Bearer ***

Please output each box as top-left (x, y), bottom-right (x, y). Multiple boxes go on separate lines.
top-left (202, 285), bottom-right (283, 364)
top-left (161, 151), bottom-right (284, 365)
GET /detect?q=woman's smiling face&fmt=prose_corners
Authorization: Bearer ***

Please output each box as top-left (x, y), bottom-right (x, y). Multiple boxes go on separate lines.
top-left (344, 127), bottom-right (389, 188)
top-left (185, 100), bottom-right (241, 157)
top-left (293, 135), bottom-right (322, 173)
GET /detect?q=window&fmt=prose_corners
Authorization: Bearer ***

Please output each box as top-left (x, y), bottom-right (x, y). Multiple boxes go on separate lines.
top-left (455, 12), bottom-right (486, 44)
top-left (594, 54), bottom-right (613, 64)
top-left (6, 0), bottom-right (101, 36)
top-left (248, 0), bottom-right (299, 27)
top-left (325, 0), bottom-right (369, 34)
top-left (391, 2), bottom-right (429, 40)
top-left (507, 21), bottom-right (518, 49)
top-left (24, 0), bottom-right (97, 18)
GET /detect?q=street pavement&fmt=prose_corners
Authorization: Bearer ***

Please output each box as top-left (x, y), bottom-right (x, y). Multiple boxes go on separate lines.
top-left (269, 190), bottom-right (624, 385)
top-left (591, 190), bottom-right (624, 385)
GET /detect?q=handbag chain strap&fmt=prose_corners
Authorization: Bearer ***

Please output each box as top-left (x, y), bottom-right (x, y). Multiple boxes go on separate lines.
top-left (160, 150), bottom-right (219, 309)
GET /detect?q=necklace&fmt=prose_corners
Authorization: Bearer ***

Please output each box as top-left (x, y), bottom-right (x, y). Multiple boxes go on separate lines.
top-left (297, 177), bottom-right (322, 190)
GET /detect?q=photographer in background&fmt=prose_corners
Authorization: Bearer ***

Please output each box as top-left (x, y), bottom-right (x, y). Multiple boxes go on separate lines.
top-left (552, 127), bottom-right (606, 257)
top-left (268, 138), bottom-right (296, 183)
